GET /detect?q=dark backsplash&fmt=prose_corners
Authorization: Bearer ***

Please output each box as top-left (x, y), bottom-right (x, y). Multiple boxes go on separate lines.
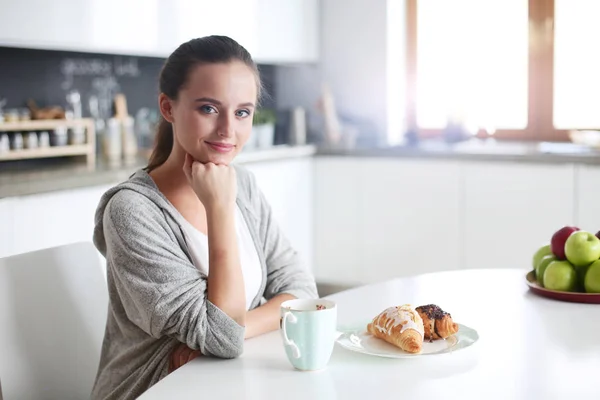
top-left (0, 46), bottom-right (276, 120)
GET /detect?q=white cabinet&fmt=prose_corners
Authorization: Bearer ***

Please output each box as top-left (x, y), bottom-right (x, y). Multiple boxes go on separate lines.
top-left (463, 161), bottom-right (576, 271)
top-left (314, 157), bottom-right (462, 286)
top-left (575, 164), bottom-right (600, 232)
top-left (170, 0), bottom-right (259, 56)
top-left (360, 159), bottom-right (462, 283)
top-left (89, 0), bottom-right (160, 55)
top-left (243, 158), bottom-right (314, 273)
top-left (255, 0), bottom-right (320, 63)
top-left (0, 0), bottom-right (319, 62)
top-left (314, 158), bottom-right (581, 286)
top-left (314, 158), bottom-right (363, 284)
top-left (168, 0), bottom-right (318, 63)
top-left (0, 184), bottom-right (113, 259)
top-left (0, 0), bottom-right (92, 52)
top-left (1, 0), bottom-right (163, 57)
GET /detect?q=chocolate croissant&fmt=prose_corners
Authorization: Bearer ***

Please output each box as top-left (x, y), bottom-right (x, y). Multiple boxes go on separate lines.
top-left (415, 304), bottom-right (459, 342)
top-left (367, 304), bottom-right (424, 353)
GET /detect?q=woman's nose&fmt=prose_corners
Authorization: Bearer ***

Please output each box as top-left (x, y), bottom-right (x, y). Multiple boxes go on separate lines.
top-left (217, 114), bottom-right (235, 138)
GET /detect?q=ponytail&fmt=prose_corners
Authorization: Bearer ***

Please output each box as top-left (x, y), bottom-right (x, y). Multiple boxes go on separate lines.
top-left (146, 117), bottom-right (173, 172)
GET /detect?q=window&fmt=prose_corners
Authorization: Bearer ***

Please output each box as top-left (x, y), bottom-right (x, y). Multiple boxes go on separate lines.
top-left (406, 0), bottom-right (598, 141)
top-left (553, 0), bottom-right (600, 129)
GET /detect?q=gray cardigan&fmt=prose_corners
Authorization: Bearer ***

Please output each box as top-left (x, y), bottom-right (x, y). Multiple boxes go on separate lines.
top-left (91, 166), bottom-right (318, 400)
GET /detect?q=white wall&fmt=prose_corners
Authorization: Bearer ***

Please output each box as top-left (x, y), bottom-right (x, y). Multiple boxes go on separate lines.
top-left (319, 0), bottom-right (406, 144)
top-left (386, 0), bottom-right (407, 145)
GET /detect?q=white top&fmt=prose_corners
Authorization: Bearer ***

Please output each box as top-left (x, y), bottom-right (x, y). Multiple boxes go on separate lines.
top-left (138, 269), bottom-right (600, 400)
top-left (179, 205), bottom-right (262, 310)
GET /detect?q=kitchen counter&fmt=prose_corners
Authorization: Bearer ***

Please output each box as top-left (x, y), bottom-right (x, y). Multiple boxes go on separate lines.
top-left (0, 144), bottom-right (317, 198)
top-left (318, 139), bottom-right (600, 164)
top-left (3, 138), bottom-right (600, 198)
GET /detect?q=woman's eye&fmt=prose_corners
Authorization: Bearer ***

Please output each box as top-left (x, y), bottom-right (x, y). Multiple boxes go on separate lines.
top-left (236, 109), bottom-right (250, 118)
top-left (199, 105), bottom-right (217, 114)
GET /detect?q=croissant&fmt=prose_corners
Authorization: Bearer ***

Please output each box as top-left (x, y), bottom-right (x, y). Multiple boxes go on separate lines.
top-left (367, 304), bottom-right (424, 353)
top-left (415, 304), bottom-right (459, 342)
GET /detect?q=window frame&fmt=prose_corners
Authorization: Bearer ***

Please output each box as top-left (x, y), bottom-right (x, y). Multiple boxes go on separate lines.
top-left (405, 0), bottom-right (570, 142)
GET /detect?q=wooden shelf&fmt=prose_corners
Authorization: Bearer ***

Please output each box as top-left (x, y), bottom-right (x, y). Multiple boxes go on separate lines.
top-left (0, 145), bottom-right (91, 161)
top-left (0, 119), bottom-right (93, 132)
top-left (0, 119), bottom-right (96, 169)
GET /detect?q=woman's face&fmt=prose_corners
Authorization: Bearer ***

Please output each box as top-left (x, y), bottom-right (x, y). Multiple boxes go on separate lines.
top-left (162, 61), bottom-right (257, 165)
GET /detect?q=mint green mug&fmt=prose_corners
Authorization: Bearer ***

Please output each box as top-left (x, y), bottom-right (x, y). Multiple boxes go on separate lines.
top-left (279, 299), bottom-right (337, 371)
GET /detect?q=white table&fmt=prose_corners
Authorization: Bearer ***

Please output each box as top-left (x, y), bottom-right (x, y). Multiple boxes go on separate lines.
top-left (139, 269), bottom-right (600, 400)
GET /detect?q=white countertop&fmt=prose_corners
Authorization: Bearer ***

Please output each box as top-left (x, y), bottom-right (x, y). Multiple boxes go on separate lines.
top-left (139, 269), bottom-right (600, 400)
top-left (0, 144), bottom-right (316, 198)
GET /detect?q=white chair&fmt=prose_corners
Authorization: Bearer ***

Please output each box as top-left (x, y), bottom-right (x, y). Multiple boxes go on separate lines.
top-left (0, 242), bottom-right (108, 400)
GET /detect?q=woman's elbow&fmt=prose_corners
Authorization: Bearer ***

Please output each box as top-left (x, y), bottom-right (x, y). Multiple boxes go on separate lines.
top-left (202, 326), bottom-right (245, 359)
top-left (210, 341), bottom-right (244, 359)
top-left (224, 346), bottom-right (244, 359)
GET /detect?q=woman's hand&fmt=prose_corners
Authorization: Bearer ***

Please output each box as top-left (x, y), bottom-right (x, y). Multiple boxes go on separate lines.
top-left (183, 153), bottom-right (237, 212)
top-left (245, 294), bottom-right (296, 339)
top-left (168, 343), bottom-right (202, 373)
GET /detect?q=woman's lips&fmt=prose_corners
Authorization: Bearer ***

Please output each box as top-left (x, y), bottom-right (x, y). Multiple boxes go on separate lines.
top-left (205, 141), bottom-right (235, 153)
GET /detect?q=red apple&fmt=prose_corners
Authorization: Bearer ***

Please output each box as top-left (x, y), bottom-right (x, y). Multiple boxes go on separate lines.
top-left (551, 226), bottom-right (580, 260)
top-left (596, 230), bottom-right (600, 240)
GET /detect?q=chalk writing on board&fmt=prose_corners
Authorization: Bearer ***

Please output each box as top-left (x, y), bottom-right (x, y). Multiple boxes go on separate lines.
top-left (60, 59), bottom-right (112, 76)
top-left (114, 58), bottom-right (141, 77)
top-left (60, 57), bottom-right (140, 90)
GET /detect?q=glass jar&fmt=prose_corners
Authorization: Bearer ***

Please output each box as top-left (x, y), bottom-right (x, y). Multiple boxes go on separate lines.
top-left (19, 108), bottom-right (31, 121)
top-left (4, 109), bottom-right (19, 123)
top-left (69, 125), bottom-right (86, 145)
top-left (51, 126), bottom-right (68, 147)
top-left (24, 131), bottom-right (38, 149)
top-left (38, 131), bottom-right (50, 147)
top-left (0, 133), bottom-right (9, 153)
top-left (10, 132), bottom-right (23, 150)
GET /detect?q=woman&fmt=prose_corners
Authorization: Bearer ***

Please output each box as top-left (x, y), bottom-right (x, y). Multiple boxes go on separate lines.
top-left (91, 36), bottom-right (318, 400)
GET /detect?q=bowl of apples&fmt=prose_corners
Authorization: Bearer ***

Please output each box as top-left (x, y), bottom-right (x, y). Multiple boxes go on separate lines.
top-left (527, 226), bottom-right (600, 304)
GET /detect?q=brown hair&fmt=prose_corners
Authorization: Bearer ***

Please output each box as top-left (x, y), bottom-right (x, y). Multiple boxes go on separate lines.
top-left (147, 35), bottom-right (263, 172)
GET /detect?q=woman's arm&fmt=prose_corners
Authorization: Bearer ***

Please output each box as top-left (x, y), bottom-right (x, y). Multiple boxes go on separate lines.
top-left (184, 155), bottom-right (246, 326)
top-left (244, 293), bottom-right (296, 339)
top-left (205, 205), bottom-right (245, 325)
top-left (169, 293), bottom-right (295, 372)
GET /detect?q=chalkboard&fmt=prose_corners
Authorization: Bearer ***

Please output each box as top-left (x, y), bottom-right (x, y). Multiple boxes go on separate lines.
top-left (0, 46), bottom-right (276, 121)
top-left (0, 47), bottom-right (165, 120)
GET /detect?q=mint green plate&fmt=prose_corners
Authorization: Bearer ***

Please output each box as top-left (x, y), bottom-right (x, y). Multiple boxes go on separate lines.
top-left (335, 323), bottom-right (479, 358)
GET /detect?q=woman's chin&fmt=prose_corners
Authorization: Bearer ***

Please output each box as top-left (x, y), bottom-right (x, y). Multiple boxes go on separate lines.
top-left (195, 153), bottom-right (234, 166)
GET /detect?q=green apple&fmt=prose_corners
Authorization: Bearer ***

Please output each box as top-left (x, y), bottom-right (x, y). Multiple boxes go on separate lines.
top-left (544, 261), bottom-right (577, 292)
top-left (584, 260), bottom-right (600, 293)
top-left (536, 254), bottom-right (558, 287)
top-left (574, 263), bottom-right (591, 291)
top-left (564, 231), bottom-right (600, 267)
top-left (532, 244), bottom-right (552, 270)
